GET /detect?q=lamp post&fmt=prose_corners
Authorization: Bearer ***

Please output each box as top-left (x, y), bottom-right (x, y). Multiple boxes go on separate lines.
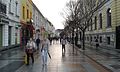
top-left (72, 27), bottom-right (77, 54)
top-left (72, 27), bottom-right (74, 54)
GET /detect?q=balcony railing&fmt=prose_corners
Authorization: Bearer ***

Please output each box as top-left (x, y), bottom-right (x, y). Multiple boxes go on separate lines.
top-left (0, 2), bottom-right (6, 14)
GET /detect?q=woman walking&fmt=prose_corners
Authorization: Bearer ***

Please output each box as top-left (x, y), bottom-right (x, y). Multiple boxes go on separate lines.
top-left (25, 38), bottom-right (36, 65)
top-left (41, 38), bottom-right (51, 66)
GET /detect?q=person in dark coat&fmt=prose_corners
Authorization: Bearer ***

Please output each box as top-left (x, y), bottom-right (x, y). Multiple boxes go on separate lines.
top-left (36, 37), bottom-right (40, 50)
top-left (95, 38), bottom-right (99, 49)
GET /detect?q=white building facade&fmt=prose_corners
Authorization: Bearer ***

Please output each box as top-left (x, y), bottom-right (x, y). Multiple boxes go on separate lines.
top-left (0, 0), bottom-right (20, 48)
top-left (32, 2), bottom-right (55, 39)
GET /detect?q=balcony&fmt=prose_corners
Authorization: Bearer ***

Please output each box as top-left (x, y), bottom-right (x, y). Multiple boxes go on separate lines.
top-left (0, 2), bottom-right (6, 14)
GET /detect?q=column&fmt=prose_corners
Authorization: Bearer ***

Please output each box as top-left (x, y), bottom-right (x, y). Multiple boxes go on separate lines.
top-left (11, 26), bottom-right (15, 45)
top-left (3, 24), bottom-right (8, 46)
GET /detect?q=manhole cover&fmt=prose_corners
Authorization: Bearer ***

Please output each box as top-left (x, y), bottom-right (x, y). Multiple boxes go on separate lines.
top-left (110, 65), bottom-right (120, 69)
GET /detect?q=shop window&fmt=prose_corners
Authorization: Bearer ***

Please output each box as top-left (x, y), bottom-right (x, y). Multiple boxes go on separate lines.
top-left (100, 36), bottom-right (102, 43)
top-left (107, 37), bottom-right (110, 45)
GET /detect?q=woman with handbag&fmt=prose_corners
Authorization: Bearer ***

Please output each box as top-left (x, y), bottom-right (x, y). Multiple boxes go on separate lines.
top-left (26, 38), bottom-right (35, 65)
top-left (41, 38), bottom-right (51, 66)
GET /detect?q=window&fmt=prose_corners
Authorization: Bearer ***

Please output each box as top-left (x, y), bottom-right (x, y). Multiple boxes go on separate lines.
top-left (88, 26), bottom-right (89, 31)
top-left (94, 16), bottom-right (97, 30)
top-left (90, 36), bottom-right (92, 42)
top-left (27, 9), bottom-right (29, 19)
top-left (90, 19), bottom-right (93, 31)
top-left (94, 36), bottom-right (96, 42)
top-left (87, 36), bottom-right (89, 41)
top-left (107, 37), bottom-right (110, 45)
top-left (30, 12), bottom-right (32, 19)
top-left (99, 13), bottom-right (102, 29)
top-left (23, 6), bottom-right (25, 19)
top-left (9, 0), bottom-right (11, 12)
top-left (0, 2), bottom-right (6, 14)
top-left (107, 8), bottom-right (111, 27)
top-left (15, 1), bottom-right (18, 15)
top-left (100, 36), bottom-right (102, 43)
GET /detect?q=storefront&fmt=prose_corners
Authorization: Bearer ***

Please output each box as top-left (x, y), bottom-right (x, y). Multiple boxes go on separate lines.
top-left (20, 21), bottom-right (35, 47)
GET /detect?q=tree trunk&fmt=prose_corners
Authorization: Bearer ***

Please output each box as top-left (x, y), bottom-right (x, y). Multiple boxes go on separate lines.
top-left (82, 30), bottom-right (85, 50)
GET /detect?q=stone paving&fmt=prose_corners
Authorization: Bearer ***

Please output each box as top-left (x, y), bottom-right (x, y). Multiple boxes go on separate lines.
top-left (75, 44), bottom-right (120, 72)
top-left (15, 41), bottom-right (110, 72)
top-left (0, 41), bottom-right (113, 72)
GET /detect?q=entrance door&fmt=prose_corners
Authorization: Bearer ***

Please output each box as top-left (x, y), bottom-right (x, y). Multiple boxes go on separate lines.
top-left (116, 26), bottom-right (120, 49)
top-left (8, 26), bottom-right (12, 45)
top-left (0, 25), bottom-right (2, 47)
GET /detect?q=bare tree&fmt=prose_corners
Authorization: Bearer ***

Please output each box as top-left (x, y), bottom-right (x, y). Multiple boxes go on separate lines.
top-left (62, 0), bottom-right (105, 50)
top-left (75, 0), bottom-right (97, 50)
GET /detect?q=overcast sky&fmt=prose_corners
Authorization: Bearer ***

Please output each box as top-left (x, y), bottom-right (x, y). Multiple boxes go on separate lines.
top-left (32, 0), bottom-right (69, 29)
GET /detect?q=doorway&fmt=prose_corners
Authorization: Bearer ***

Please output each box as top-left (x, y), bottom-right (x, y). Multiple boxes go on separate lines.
top-left (116, 26), bottom-right (120, 49)
top-left (8, 26), bottom-right (12, 45)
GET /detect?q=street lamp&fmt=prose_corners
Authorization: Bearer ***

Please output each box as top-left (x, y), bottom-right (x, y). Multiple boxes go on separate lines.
top-left (72, 27), bottom-right (77, 54)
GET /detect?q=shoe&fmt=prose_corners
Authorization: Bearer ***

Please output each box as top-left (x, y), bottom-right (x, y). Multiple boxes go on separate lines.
top-left (26, 63), bottom-right (29, 65)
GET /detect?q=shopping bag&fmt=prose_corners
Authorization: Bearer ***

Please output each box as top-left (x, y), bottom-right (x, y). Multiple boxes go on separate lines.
top-left (24, 54), bottom-right (27, 64)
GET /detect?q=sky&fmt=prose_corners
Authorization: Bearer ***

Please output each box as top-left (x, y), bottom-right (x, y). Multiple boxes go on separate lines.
top-left (32, 0), bottom-right (69, 29)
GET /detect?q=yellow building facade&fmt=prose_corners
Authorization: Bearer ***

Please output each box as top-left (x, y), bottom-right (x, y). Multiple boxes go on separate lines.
top-left (20, 0), bottom-right (34, 46)
top-left (85, 0), bottom-right (120, 49)
top-left (20, 0), bottom-right (32, 23)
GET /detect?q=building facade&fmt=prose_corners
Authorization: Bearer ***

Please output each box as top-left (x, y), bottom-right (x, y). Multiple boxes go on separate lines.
top-left (0, 0), bottom-right (21, 48)
top-left (85, 0), bottom-right (120, 49)
top-left (32, 2), bottom-right (45, 39)
top-left (0, 0), bottom-right (9, 47)
top-left (32, 2), bottom-right (55, 40)
top-left (20, 0), bottom-right (34, 46)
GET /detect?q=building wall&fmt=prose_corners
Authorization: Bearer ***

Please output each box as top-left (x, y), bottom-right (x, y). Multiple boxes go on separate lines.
top-left (20, 0), bottom-right (32, 23)
top-left (6, 0), bottom-right (21, 46)
top-left (85, 0), bottom-right (120, 49)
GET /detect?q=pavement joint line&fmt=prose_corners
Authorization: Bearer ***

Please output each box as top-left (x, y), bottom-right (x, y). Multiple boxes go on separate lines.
top-left (69, 44), bottom-right (113, 72)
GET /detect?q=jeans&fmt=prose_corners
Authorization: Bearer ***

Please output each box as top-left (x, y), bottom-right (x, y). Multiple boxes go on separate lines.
top-left (42, 49), bottom-right (48, 65)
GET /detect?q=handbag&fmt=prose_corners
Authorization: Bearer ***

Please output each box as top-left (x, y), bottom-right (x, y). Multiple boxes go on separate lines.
top-left (24, 54), bottom-right (27, 64)
top-left (27, 48), bottom-right (33, 54)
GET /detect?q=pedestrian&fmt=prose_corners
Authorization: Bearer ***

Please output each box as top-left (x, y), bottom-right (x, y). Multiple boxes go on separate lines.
top-left (61, 36), bottom-right (67, 53)
top-left (95, 38), bottom-right (99, 49)
top-left (36, 37), bottom-right (40, 50)
top-left (48, 36), bottom-right (52, 45)
top-left (41, 38), bottom-right (51, 66)
top-left (25, 38), bottom-right (36, 65)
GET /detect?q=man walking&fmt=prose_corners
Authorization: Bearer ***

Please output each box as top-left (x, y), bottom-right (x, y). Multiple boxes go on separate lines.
top-left (61, 36), bottom-right (67, 53)
top-left (36, 37), bottom-right (40, 50)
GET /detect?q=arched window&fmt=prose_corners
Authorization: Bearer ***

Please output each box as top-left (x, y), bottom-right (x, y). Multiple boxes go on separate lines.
top-left (94, 16), bottom-right (97, 30)
top-left (99, 13), bottom-right (102, 29)
top-left (90, 19), bottom-right (93, 31)
top-left (107, 8), bottom-right (111, 27)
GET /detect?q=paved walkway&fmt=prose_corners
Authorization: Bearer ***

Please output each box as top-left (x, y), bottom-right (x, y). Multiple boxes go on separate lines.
top-left (14, 41), bottom-right (110, 72)
top-left (75, 44), bottom-right (120, 72)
